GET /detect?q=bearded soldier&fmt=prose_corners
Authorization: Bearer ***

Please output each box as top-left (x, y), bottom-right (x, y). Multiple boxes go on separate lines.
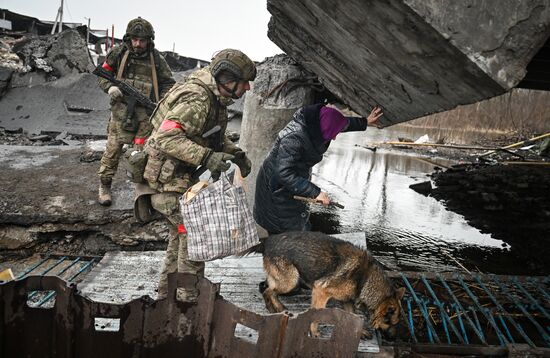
top-left (97, 17), bottom-right (175, 206)
top-left (139, 49), bottom-right (255, 301)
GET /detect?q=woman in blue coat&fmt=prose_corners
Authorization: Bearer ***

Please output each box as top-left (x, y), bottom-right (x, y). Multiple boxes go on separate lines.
top-left (253, 104), bottom-right (383, 234)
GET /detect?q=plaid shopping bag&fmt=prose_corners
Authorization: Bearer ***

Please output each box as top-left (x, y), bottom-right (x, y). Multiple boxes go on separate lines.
top-left (180, 173), bottom-right (259, 261)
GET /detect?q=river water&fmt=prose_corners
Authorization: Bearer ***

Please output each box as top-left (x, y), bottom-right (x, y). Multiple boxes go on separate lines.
top-left (309, 126), bottom-right (528, 275)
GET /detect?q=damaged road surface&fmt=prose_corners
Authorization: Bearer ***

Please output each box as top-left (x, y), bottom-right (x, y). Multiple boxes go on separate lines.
top-left (0, 143), bottom-right (168, 258)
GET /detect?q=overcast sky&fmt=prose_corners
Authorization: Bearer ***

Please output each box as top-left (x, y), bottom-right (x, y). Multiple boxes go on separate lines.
top-left (0, 0), bottom-right (283, 61)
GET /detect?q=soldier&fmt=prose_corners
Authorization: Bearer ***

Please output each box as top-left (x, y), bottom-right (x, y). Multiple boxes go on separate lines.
top-left (97, 17), bottom-right (175, 206)
top-left (140, 49), bottom-right (255, 301)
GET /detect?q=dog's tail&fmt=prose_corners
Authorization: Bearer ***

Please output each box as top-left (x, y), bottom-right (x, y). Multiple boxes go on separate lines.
top-left (235, 237), bottom-right (265, 257)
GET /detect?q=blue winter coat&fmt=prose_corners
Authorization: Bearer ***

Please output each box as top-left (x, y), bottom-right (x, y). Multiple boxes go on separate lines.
top-left (253, 104), bottom-right (367, 234)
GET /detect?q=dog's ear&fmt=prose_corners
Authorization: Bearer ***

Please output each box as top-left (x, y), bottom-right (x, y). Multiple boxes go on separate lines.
top-left (395, 287), bottom-right (406, 300)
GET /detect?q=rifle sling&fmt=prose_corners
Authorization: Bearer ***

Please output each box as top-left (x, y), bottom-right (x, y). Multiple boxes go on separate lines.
top-left (150, 52), bottom-right (159, 102)
top-left (116, 50), bottom-right (130, 80)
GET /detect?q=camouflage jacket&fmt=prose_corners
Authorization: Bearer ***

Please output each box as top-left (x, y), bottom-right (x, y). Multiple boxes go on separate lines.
top-left (99, 42), bottom-right (175, 119)
top-left (143, 67), bottom-right (241, 192)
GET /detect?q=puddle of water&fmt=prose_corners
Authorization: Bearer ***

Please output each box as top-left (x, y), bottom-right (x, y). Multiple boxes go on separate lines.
top-left (309, 128), bottom-right (523, 274)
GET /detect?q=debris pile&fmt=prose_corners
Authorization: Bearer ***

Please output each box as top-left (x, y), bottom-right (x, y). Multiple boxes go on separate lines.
top-left (430, 163), bottom-right (550, 274)
top-left (0, 29), bottom-right (109, 137)
top-left (0, 29), bottom-right (93, 97)
top-left (0, 36), bottom-right (25, 96)
top-left (0, 36), bottom-right (25, 70)
top-left (13, 29), bottom-right (93, 77)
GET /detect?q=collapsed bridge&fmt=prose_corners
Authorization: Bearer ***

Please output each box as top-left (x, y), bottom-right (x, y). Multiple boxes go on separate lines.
top-left (266, 0), bottom-right (550, 126)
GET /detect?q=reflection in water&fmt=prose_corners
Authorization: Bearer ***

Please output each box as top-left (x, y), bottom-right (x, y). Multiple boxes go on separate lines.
top-left (308, 129), bottom-right (529, 275)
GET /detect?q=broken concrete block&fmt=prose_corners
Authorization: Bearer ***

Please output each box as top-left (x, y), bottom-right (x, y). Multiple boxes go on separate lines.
top-left (47, 29), bottom-right (95, 76)
top-left (13, 29), bottom-right (93, 78)
top-left (267, 0), bottom-right (550, 125)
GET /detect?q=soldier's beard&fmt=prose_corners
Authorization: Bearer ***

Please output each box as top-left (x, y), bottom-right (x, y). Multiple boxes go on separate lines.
top-left (133, 46), bottom-right (147, 54)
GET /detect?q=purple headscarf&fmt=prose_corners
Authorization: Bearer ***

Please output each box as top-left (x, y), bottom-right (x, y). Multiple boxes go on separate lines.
top-left (319, 106), bottom-right (349, 142)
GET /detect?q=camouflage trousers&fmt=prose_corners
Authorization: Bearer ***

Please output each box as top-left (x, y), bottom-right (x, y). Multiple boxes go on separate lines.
top-left (152, 192), bottom-right (205, 301)
top-left (98, 111), bottom-right (152, 181)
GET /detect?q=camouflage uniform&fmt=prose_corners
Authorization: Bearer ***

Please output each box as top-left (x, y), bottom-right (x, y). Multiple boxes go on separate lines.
top-left (144, 50), bottom-right (255, 301)
top-left (97, 18), bottom-right (175, 195)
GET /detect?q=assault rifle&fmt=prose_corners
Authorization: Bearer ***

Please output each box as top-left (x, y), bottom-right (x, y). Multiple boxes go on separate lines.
top-left (92, 65), bottom-right (157, 131)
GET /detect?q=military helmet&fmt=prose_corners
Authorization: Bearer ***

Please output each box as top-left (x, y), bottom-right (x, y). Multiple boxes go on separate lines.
top-left (210, 49), bottom-right (256, 82)
top-left (125, 17), bottom-right (155, 40)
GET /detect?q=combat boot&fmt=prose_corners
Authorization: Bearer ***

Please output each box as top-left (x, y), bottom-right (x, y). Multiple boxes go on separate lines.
top-left (98, 178), bottom-right (112, 206)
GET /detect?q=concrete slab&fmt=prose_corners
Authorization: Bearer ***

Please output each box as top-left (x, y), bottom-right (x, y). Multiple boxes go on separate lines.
top-left (0, 144), bottom-right (167, 250)
top-left (0, 145), bottom-right (133, 226)
top-left (267, 0), bottom-right (550, 125)
top-left (0, 73), bottom-right (109, 136)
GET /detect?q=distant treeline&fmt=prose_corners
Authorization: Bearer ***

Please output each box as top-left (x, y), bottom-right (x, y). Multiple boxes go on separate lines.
top-left (401, 89), bottom-right (550, 143)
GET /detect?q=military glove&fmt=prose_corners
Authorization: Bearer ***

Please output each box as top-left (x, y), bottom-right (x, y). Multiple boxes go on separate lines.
top-left (108, 86), bottom-right (123, 100)
top-left (231, 150), bottom-right (252, 177)
top-left (204, 152), bottom-right (235, 173)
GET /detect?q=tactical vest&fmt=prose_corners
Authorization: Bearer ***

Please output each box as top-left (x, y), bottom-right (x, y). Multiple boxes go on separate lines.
top-left (144, 78), bottom-right (228, 193)
top-left (116, 49), bottom-right (160, 102)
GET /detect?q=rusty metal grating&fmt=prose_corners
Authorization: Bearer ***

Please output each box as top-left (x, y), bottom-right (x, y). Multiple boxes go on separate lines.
top-left (391, 272), bottom-right (550, 351)
top-left (15, 254), bottom-right (98, 308)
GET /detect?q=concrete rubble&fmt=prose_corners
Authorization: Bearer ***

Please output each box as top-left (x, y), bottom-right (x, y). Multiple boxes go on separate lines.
top-left (0, 29), bottom-right (109, 137)
top-left (430, 163), bottom-right (550, 274)
top-left (266, 0), bottom-right (550, 126)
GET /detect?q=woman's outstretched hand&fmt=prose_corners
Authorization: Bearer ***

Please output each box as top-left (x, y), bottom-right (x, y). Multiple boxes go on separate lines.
top-left (366, 106), bottom-right (383, 128)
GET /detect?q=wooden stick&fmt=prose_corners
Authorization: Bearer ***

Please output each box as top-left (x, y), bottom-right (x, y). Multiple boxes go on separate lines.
top-left (293, 195), bottom-right (345, 209)
top-left (382, 141), bottom-right (497, 150)
top-left (442, 251), bottom-right (471, 274)
top-left (478, 132), bottom-right (550, 158)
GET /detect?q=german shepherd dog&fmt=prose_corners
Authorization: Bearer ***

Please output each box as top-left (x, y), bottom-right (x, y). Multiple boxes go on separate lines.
top-left (248, 231), bottom-right (405, 338)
